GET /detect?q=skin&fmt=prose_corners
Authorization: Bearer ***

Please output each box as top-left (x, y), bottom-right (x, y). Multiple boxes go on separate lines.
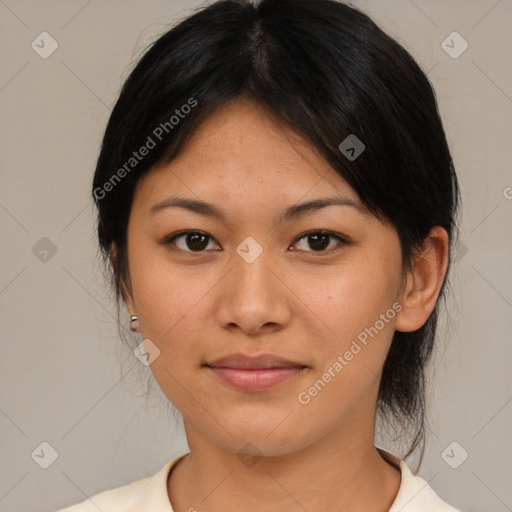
top-left (118, 96), bottom-right (449, 512)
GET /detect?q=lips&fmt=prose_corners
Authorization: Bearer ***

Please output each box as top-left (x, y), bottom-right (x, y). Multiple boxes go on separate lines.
top-left (204, 353), bottom-right (307, 392)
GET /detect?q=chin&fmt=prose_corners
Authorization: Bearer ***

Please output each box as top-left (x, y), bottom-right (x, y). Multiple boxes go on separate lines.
top-left (210, 416), bottom-right (315, 458)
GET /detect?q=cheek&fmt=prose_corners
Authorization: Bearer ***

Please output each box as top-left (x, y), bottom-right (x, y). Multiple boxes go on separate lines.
top-left (128, 249), bottom-right (213, 410)
top-left (135, 280), bottom-right (213, 358)
top-left (293, 254), bottom-right (402, 414)
top-left (128, 239), bottom-right (201, 329)
top-left (294, 252), bottom-right (401, 346)
top-left (292, 267), bottom-right (400, 424)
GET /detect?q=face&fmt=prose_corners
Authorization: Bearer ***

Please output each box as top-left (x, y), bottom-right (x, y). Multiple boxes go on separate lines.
top-left (122, 97), bottom-right (409, 456)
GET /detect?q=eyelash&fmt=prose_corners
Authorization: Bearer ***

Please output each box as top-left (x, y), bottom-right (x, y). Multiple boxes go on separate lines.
top-left (160, 229), bottom-right (350, 255)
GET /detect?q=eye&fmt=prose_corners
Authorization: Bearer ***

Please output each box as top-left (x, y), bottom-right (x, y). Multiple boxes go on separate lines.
top-left (291, 230), bottom-right (349, 253)
top-left (161, 229), bottom-right (349, 254)
top-left (161, 230), bottom-right (220, 253)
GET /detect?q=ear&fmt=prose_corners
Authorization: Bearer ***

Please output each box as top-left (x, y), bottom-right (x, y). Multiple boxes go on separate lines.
top-left (395, 226), bottom-right (450, 333)
top-left (109, 242), bottom-right (137, 315)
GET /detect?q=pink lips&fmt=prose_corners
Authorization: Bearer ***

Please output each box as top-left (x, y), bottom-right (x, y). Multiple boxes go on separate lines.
top-left (204, 353), bottom-right (307, 392)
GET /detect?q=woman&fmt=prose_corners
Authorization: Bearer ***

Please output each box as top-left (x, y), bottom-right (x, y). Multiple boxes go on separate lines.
top-left (57, 0), bottom-right (463, 510)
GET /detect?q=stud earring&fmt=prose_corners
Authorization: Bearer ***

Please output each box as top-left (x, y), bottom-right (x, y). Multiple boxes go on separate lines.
top-left (130, 315), bottom-right (139, 332)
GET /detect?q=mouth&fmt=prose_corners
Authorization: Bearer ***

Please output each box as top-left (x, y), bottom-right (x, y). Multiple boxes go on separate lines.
top-left (204, 353), bottom-right (308, 392)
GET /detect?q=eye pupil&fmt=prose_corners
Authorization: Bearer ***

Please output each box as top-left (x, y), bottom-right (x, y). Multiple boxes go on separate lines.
top-left (308, 234), bottom-right (329, 251)
top-left (187, 233), bottom-right (209, 251)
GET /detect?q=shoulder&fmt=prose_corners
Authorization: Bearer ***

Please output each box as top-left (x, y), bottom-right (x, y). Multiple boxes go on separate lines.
top-left (389, 459), bottom-right (464, 512)
top-left (53, 455), bottom-right (187, 511)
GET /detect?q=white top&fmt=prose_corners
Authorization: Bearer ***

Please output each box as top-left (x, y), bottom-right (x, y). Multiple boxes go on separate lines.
top-left (55, 451), bottom-right (463, 511)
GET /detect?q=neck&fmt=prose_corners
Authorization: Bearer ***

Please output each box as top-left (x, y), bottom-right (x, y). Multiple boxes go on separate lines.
top-left (168, 423), bottom-right (401, 512)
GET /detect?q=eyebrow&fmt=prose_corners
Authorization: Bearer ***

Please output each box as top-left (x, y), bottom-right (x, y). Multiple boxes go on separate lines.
top-left (149, 195), bottom-right (368, 223)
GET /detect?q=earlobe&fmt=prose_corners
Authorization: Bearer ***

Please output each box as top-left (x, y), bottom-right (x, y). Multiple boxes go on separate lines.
top-left (395, 226), bottom-right (450, 333)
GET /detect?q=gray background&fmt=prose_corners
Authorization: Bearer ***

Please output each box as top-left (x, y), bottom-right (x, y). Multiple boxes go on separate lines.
top-left (1, 1), bottom-right (511, 511)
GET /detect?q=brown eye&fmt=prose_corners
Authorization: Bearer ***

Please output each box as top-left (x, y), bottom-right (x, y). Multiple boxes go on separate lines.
top-left (163, 231), bottom-right (220, 253)
top-left (162, 230), bottom-right (348, 255)
top-left (292, 231), bottom-right (348, 253)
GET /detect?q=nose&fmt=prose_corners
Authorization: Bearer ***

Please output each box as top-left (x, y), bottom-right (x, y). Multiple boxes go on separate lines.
top-left (214, 244), bottom-right (292, 336)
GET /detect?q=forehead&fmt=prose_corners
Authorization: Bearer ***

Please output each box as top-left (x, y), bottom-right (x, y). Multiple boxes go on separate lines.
top-left (140, 97), bottom-right (360, 204)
